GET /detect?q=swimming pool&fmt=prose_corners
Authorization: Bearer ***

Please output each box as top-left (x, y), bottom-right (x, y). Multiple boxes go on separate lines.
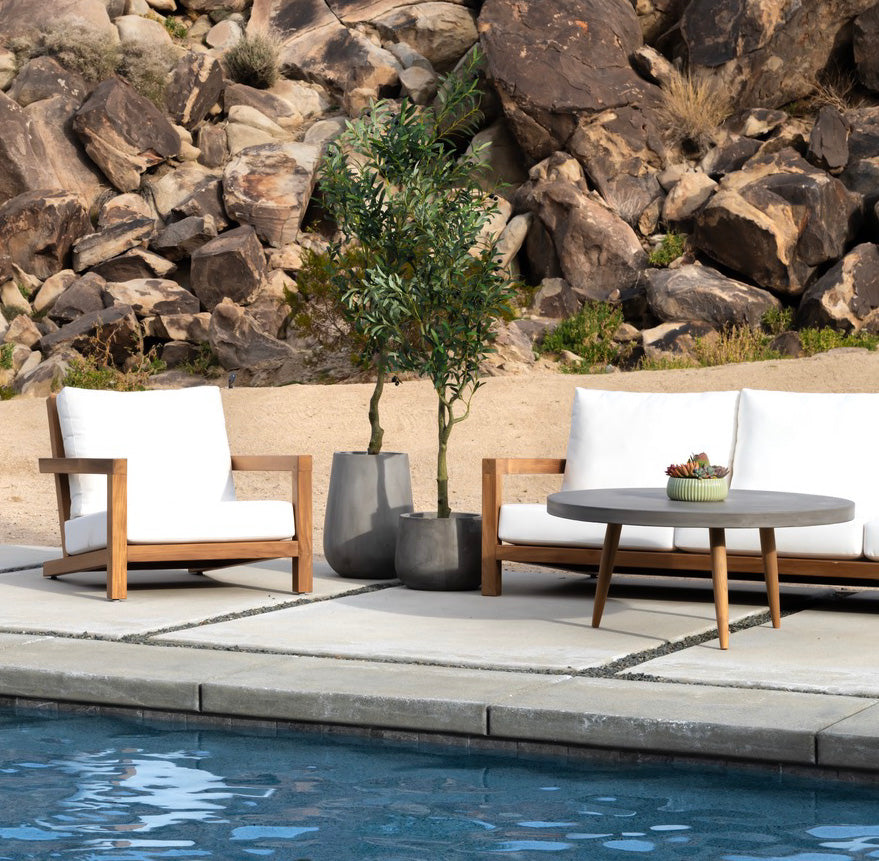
top-left (1, 706), bottom-right (878, 860)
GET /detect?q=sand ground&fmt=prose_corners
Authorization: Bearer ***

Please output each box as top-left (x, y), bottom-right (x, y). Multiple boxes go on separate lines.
top-left (3, 348), bottom-right (879, 551)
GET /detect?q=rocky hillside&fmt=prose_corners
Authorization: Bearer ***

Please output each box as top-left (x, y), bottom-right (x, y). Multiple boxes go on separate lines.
top-left (2, 0), bottom-right (879, 396)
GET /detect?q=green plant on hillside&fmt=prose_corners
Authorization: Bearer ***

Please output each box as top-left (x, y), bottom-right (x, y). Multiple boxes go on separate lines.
top-left (692, 325), bottom-right (781, 366)
top-left (178, 343), bottom-right (224, 378)
top-left (799, 327), bottom-right (879, 354)
top-left (0, 386), bottom-right (13, 401)
top-left (656, 69), bottom-right (733, 153)
top-left (761, 306), bottom-right (794, 336)
top-left (223, 31), bottom-right (280, 89)
top-left (62, 327), bottom-right (165, 392)
top-left (648, 232), bottom-right (686, 268)
top-left (0, 344), bottom-right (14, 371)
top-left (539, 302), bottom-right (627, 372)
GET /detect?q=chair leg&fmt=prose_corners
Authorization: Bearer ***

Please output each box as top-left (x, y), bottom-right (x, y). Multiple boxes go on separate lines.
top-left (292, 455), bottom-right (313, 593)
top-left (107, 470), bottom-right (128, 600)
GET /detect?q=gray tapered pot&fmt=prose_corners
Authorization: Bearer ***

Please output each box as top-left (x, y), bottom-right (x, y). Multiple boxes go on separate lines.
top-left (395, 512), bottom-right (482, 590)
top-left (323, 451), bottom-right (414, 578)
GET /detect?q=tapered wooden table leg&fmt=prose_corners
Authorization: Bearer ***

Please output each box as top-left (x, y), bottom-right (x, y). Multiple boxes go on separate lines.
top-left (592, 522), bottom-right (622, 628)
top-left (709, 527), bottom-right (729, 650)
top-left (759, 527), bottom-right (782, 628)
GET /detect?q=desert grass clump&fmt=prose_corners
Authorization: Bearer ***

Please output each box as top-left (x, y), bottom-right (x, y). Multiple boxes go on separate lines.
top-left (119, 43), bottom-right (177, 107)
top-left (0, 343), bottom-right (14, 371)
top-left (40, 22), bottom-right (121, 84)
top-left (657, 69), bottom-right (733, 153)
top-left (62, 327), bottom-right (165, 392)
top-left (809, 66), bottom-right (865, 113)
top-left (648, 232), bottom-right (686, 267)
top-left (223, 31), bottom-right (280, 90)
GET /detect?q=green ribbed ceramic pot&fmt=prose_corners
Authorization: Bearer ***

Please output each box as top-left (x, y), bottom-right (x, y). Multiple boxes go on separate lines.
top-left (666, 477), bottom-right (728, 502)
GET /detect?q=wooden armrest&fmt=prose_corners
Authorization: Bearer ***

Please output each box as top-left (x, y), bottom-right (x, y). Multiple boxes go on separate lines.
top-left (39, 457), bottom-right (127, 475)
top-left (231, 455), bottom-right (312, 472)
top-left (482, 457), bottom-right (566, 476)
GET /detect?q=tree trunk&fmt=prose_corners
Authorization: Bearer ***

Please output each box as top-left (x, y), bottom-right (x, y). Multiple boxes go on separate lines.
top-left (367, 356), bottom-right (385, 455)
top-left (436, 399), bottom-right (453, 518)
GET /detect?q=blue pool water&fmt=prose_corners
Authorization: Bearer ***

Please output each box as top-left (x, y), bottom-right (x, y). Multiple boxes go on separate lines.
top-left (1, 707), bottom-right (879, 860)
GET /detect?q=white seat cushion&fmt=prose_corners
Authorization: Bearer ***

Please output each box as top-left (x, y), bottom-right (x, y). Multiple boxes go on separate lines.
top-left (864, 520), bottom-right (879, 560)
top-left (499, 503), bottom-right (674, 550)
top-left (64, 501), bottom-right (295, 555)
top-left (561, 388), bottom-right (740, 491)
top-left (56, 386), bottom-right (235, 519)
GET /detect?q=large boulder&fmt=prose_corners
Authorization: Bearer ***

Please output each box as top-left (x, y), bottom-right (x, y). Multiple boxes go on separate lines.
top-left (209, 297), bottom-right (302, 385)
top-left (0, 0), bottom-right (117, 40)
top-left (102, 278), bottom-right (200, 317)
top-left (645, 263), bottom-right (781, 328)
top-left (222, 142), bottom-right (322, 247)
top-left (0, 191), bottom-right (91, 279)
top-left (90, 248), bottom-right (177, 282)
top-left (7, 57), bottom-right (88, 107)
top-left (693, 149), bottom-right (862, 295)
top-left (39, 304), bottom-right (140, 364)
top-left (681, 0), bottom-right (878, 108)
top-left (0, 93), bottom-right (62, 204)
top-left (190, 226), bottom-right (266, 310)
top-left (515, 153), bottom-right (647, 302)
top-left (248, 0), bottom-right (401, 104)
top-left (854, 4), bottom-right (879, 92)
top-left (797, 243), bottom-right (879, 332)
top-left (50, 272), bottom-right (107, 323)
top-left (71, 217), bottom-right (156, 272)
top-left (72, 78), bottom-right (181, 192)
top-left (478, 0), bottom-right (655, 161)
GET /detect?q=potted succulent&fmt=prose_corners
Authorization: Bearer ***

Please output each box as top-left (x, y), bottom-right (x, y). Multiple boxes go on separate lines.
top-left (665, 452), bottom-right (730, 501)
top-left (288, 50), bottom-right (496, 580)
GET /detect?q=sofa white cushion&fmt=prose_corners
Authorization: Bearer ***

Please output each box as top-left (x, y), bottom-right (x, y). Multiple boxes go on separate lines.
top-left (561, 388), bottom-right (740, 491)
top-left (526, 389), bottom-right (739, 550)
top-left (499, 503), bottom-right (675, 550)
top-left (864, 520), bottom-right (879, 560)
top-left (64, 501), bottom-right (295, 555)
top-left (675, 388), bottom-right (879, 558)
top-left (56, 386), bottom-right (235, 519)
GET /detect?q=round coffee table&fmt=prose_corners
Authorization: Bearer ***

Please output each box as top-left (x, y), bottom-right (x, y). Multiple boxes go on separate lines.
top-left (546, 487), bottom-right (854, 649)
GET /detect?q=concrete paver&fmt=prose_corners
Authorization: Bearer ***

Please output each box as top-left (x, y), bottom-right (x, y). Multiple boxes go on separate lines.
top-left (488, 676), bottom-right (877, 764)
top-left (0, 559), bottom-right (388, 637)
top-left (818, 701), bottom-right (879, 770)
top-left (627, 592), bottom-right (879, 697)
top-left (156, 569), bottom-right (767, 671)
top-left (0, 545), bottom-right (60, 570)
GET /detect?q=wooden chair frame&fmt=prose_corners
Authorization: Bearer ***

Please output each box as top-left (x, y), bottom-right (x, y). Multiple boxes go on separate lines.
top-left (39, 394), bottom-right (313, 600)
top-left (482, 457), bottom-right (879, 595)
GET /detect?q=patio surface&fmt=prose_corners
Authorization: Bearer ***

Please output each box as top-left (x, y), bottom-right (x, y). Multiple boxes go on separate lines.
top-left (2, 544), bottom-right (878, 776)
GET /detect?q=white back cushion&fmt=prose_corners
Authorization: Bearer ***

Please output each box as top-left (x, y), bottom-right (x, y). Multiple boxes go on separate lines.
top-left (732, 387), bottom-right (879, 521)
top-left (562, 389), bottom-right (740, 490)
top-left (57, 386), bottom-right (236, 518)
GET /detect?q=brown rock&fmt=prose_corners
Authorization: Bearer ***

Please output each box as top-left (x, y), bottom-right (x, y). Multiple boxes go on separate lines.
top-left (50, 272), bottom-right (108, 323)
top-left (166, 52), bottom-right (225, 130)
top-left (71, 217), bottom-right (156, 272)
top-left (0, 191), bottom-right (90, 279)
top-left (7, 57), bottom-right (88, 108)
top-left (190, 226), bottom-right (266, 310)
top-left (641, 320), bottom-right (717, 361)
top-left (0, 93), bottom-right (61, 204)
top-left (2, 315), bottom-right (42, 349)
top-left (854, 3), bottom-right (879, 93)
top-left (797, 243), bottom-right (879, 332)
top-left (73, 78), bottom-right (181, 192)
top-left (529, 278), bottom-right (584, 318)
top-left (102, 278), bottom-right (200, 317)
top-left (90, 249), bottom-right (177, 282)
top-left (33, 270), bottom-right (78, 315)
top-left (208, 297), bottom-right (301, 385)
top-left (807, 106), bottom-right (850, 175)
top-left (645, 263), bottom-right (781, 328)
top-left (152, 216), bottom-right (219, 261)
top-left (222, 142), bottom-right (322, 247)
top-left (40, 304), bottom-right (140, 364)
top-left (197, 125), bottom-right (228, 169)
top-left (515, 153), bottom-right (648, 302)
top-left (479, 0), bottom-right (653, 160)
top-left (147, 312), bottom-right (211, 342)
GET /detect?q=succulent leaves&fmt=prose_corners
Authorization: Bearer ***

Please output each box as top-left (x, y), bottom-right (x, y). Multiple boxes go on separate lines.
top-left (665, 452), bottom-right (729, 479)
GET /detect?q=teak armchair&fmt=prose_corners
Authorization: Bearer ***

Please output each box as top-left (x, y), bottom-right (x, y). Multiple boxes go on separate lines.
top-left (39, 386), bottom-right (312, 600)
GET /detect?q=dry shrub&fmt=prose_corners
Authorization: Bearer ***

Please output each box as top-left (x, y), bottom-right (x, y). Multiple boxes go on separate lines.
top-left (40, 21), bottom-right (121, 84)
top-left (223, 31), bottom-right (280, 89)
top-left (119, 42), bottom-right (178, 107)
top-left (809, 66), bottom-right (865, 113)
top-left (657, 69), bottom-right (733, 153)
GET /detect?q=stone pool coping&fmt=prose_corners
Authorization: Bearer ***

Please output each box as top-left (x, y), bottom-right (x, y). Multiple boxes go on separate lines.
top-left (2, 546), bottom-right (879, 779)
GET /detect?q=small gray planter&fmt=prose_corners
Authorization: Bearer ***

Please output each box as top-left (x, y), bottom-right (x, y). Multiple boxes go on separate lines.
top-left (395, 512), bottom-right (482, 590)
top-left (323, 451), bottom-right (413, 579)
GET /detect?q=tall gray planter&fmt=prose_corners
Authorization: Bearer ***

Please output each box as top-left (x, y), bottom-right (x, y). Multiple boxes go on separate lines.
top-left (323, 451), bottom-right (413, 579)
top-left (395, 512), bottom-right (482, 590)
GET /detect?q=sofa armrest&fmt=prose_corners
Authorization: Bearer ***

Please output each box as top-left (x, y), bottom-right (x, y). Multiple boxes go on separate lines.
top-left (482, 457), bottom-right (565, 596)
top-left (39, 457), bottom-right (126, 475)
top-left (230, 454), bottom-right (312, 572)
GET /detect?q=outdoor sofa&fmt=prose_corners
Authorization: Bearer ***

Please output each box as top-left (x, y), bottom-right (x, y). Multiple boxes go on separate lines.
top-left (482, 388), bottom-right (879, 594)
